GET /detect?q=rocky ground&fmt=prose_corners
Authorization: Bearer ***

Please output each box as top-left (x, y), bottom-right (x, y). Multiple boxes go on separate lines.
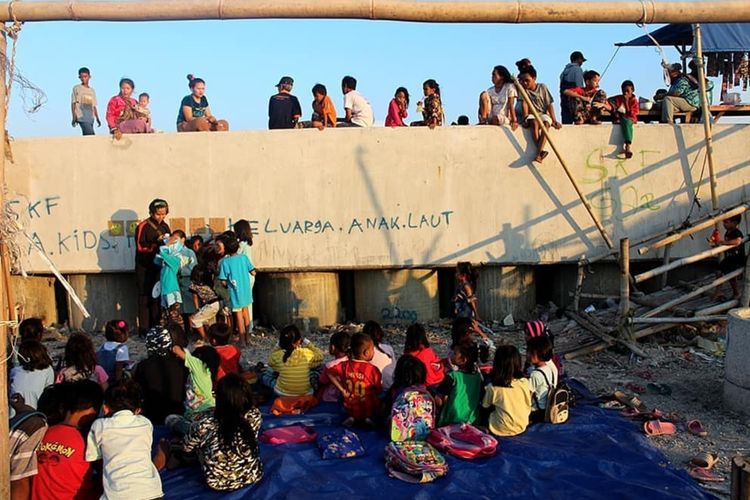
top-left (41, 315), bottom-right (749, 498)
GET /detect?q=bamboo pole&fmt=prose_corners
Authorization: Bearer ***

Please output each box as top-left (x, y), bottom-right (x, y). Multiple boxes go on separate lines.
top-left (698, 299), bottom-right (738, 316)
top-left (693, 24), bottom-right (720, 213)
top-left (731, 456), bottom-right (750, 500)
top-left (513, 77), bottom-right (613, 249)
top-left (634, 236), bottom-right (750, 284)
top-left (2, 0), bottom-right (750, 23)
top-left (631, 315), bottom-right (727, 324)
top-left (637, 204), bottom-right (748, 256)
top-left (572, 258), bottom-right (585, 311)
top-left (619, 238), bottom-right (630, 318)
top-left (741, 251), bottom-right (750, 308)
top-left (641, 268), bottom-right (743, 318)
top-left (659, 244), bottom-right (672, 289)
top-left (0, 28), bottom-right (9, 500)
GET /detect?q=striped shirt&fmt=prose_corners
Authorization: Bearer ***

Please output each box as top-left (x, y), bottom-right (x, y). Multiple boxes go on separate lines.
top-left (268, 344), bottom-right (324, 396)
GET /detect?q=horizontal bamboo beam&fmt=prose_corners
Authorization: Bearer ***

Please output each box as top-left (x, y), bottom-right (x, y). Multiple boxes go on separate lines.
top-left (634, 236), bottom-right (749, 284)
top-left (637, 204), bottom-right (749, 256)
top-left (2, 0), bottom-right (750, 23)
top-left (641, 268), bottom-right (743, 318)
top-left (631, 315), bottom-right (727, 324)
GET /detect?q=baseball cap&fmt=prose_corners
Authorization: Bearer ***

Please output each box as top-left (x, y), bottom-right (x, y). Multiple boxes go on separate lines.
top-left (570, 51), bottom-right (587, 63)
top-left (276, 76), bottom-right (294, 87)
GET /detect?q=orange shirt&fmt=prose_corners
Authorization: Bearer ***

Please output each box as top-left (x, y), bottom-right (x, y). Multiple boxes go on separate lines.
top-left (314, 96), bottom-right (338, 127)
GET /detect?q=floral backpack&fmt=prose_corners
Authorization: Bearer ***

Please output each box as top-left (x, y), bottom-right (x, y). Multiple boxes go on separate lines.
top-left (390, 386), bottom-right (435, 442)
top-left (384, 441), bottom-right (448, 483)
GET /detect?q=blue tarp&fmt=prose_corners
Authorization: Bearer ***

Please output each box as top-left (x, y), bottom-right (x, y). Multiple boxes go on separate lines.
top-left (617, 23), bottom-right (750, 52)
top-left (158, 383), bottom-right (713, 499)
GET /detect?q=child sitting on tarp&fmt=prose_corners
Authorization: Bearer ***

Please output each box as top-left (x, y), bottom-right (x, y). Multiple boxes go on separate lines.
top-left (364, 321), bottom-right (396, 390)
top-left (527, 336), bottom-right (559, 424)
top-left (318, 331), bottom-right (351, 402)
top-left (481, 346), bottom-right (531, 437)
top-left (166, 344), bottom-right (220, 435)
top-left (524, 320), bottom-right (564, 376)
top-left (97, 320), bottom-right (131, 383)
top-left (436, 339), bottom-right (483, 427)
top-left (327, 332), bottom-right (383, 427)
top-left (262, 325), bottom-right (325, 396)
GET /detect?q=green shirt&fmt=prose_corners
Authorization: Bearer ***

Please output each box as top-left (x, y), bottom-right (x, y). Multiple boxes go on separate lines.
top-left (438, 370), bottom-right (483, 426)
top-left (184, 350), bottom-right (215, 417)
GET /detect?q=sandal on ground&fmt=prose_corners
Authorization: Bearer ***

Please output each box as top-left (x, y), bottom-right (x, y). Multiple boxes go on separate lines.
top-left (690, 452), bottom-right (719, 469)
top-left (625, 383), bottom-right (646, 394)
top-left (687, 420), bottom-right (708, 437)
top-left (614, 390), bottom-right (648, 413)
top-left (599, 400), bottom-right (626, 410)
top-left (688, 466), bottom-right (724, 483)
top-left (643, 420), bottom-right (677, 436)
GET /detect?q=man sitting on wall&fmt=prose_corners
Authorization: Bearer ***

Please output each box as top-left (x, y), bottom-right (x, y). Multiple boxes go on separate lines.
top-left (660, 63), bottom-right (701, 124)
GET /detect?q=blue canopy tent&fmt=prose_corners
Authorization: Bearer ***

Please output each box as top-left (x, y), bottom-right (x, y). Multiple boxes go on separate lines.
top-left (616, 23), bottom-right (750, 68)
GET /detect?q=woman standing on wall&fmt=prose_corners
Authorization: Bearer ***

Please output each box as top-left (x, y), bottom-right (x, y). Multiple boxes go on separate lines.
top-left (106, 78), bottom-right (152, 139)
top-left (177, 74), bottom-right (229, 132)
top-left (135, 199), bottom-right (171, 335)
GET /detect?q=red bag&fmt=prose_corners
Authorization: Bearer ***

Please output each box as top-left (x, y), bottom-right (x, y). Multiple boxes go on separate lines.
top-left (427, 423), bottom-right (498, 460)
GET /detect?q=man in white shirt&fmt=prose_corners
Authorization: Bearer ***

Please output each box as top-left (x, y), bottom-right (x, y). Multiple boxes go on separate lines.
top-left (340, 75), bottom-right (374, 127)
top-left (71, 67), bottom-right (101, 136)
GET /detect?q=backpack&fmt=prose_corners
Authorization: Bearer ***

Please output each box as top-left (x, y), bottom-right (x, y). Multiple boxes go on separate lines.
top-left (390, 386), bottom-right (435, 442)
top-left (318, 429), bottom-right (366, 460)
top-left (535, 369), bottom-right (570, 425)
top-left (427, 423), bottom-right (498, 460)
top-left (384, 441), bottom-right (448, 483)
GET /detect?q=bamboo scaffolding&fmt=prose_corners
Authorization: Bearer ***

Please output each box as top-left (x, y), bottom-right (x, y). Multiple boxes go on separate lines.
top-left (3, 0), bottom-right (750, 23)
top-left (694, 24), bottom-right (720, 213)
top-left (513, 77), bottom-right (614, 250)
top-left (564, 299), bottom-right (736, 359)
top-left (659, 244), bottom-right (672, 288)
top-left (631, 315), bottom-right (727, 324)
top-left (567, 310), bottom-right (648, 358)
top-left (634, 236), bottom-right (750, 284)
top-left (637, 204), bottom-right (748, 255)
top-left (641, 268), bottom-right (743, 318)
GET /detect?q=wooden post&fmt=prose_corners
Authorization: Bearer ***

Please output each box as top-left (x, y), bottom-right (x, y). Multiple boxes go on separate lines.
top-left (619, 238), bottom-right (630, 318)
top-left (637, 204), bottom-right (748, 255)
top-left (631, 315), bottom-right (727, 324)
top-left (634, 236), bottom-right (750, 283)
top-left (659, 244), bottom-right (671, 289)
top-left (741, 252), bottom-right (750, 308)
top-left (513, 77), bottom-right (613, 250)
top-left (0, 27), bottom-right (10, 500)
top-left (731, 456), bottom-right (750, 500)
top-left (573, 259), bottom-right (585, 311)
top-left (693, 24), bottom-right (720, 213)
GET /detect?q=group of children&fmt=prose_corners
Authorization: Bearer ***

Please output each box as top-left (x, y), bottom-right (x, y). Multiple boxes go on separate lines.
top-left (8, 305), bottom-right (566, 497)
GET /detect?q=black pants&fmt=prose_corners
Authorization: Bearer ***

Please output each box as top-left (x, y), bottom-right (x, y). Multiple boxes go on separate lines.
top-left (135, 263), bottom-right (160, 332)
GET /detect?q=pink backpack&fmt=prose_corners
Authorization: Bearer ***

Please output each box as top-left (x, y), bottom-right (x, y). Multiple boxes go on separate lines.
top-left (426, 423), bottom-right (498, 459)
top-left (259, 425), bottom-right (318, 445)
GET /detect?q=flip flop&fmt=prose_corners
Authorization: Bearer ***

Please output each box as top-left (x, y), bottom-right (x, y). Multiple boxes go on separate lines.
top-left (687, 420), bottom-right (708, 437)
top-left (614, 390), bottom-right (648, 413)
top-left (690, 452), bottom-right (719, 469)
top-left (600, 400), bottom-right (626, 410)
top-left (688, 467), bottom-right (725, 483)
top-left (626, 383), bottom-right (646, 394)
top-left (621, 408), bottom-right (664, 420)
top-left (646, 383), bottom-right (673, 396)
top-left (643, 420), bottom-right (677, 436)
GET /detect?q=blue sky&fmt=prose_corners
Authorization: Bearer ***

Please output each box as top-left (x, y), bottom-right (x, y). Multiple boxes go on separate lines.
top-left (6, 20), bottom-right (739, 137)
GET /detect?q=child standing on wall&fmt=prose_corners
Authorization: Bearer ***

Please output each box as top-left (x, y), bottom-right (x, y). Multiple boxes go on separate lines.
top-left (607, 80), bottom-right (640, 159)
top-left (218, 234), bottom-right (255, 345)
top-left (452, 262), bottom-right (480, 321)
top-left (711, 214), bottom-right (747, 299)
top-left (327, 332), bottom-right (383, 427)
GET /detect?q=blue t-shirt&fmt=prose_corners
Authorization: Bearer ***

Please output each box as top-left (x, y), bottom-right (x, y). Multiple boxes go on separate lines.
top-left (218, 254), bottom-right (254, 309)
top-left (177, 95), bottom-right (209, 124)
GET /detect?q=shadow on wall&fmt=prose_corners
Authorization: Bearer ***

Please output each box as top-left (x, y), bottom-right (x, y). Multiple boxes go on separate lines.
top-left (353, 269), bottom-right (440, 326)
top-left (254, 272), bottom-right (341, 331)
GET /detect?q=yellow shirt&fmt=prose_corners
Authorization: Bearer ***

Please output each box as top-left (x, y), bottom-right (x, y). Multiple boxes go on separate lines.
top-left (482, 378), bottom-right (532, 437)
top-left (268, 343), bottom-right (325, 396)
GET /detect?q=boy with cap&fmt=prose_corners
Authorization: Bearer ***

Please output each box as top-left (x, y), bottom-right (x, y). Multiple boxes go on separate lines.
top-left (268, 76), bottom-right (302, 129)
top-left (559, 51), bottom-right (586, 124)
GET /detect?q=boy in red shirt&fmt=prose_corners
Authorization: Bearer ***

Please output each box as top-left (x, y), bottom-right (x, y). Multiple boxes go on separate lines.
top-left (607, 80), bottom-right (640, 159)
top-left (563, 70), bottom-right (607, 125)
top-left (328, 332), bottom-right (382, 427)
top-left (208, 323), bottom-right (241, 381)
top-left (33, 380), bottom-right (104, 500)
